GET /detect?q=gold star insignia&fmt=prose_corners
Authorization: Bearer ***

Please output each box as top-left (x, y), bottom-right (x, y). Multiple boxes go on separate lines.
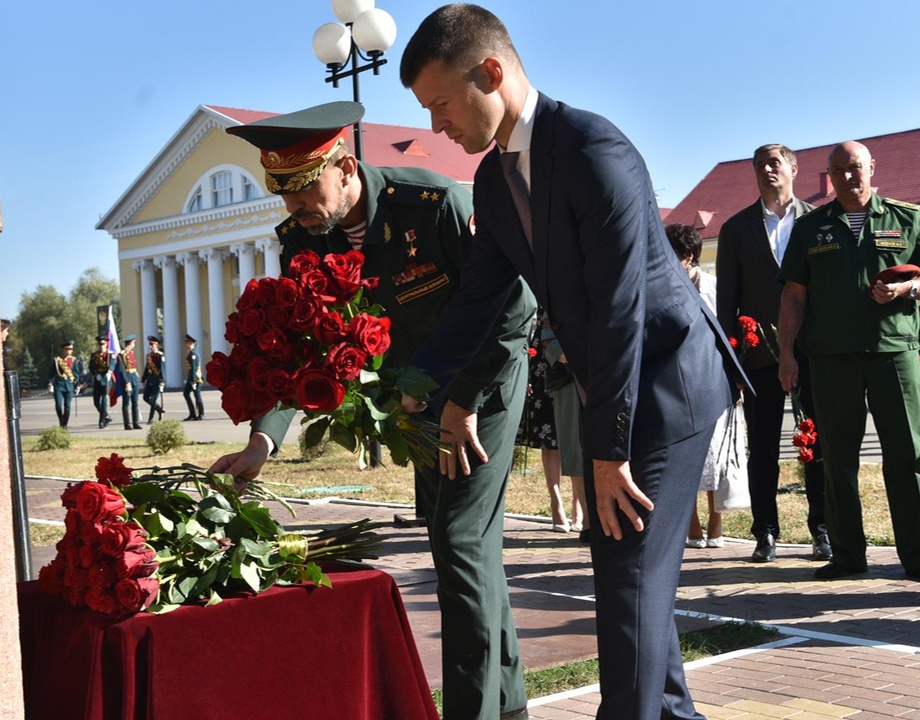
top-left (431, 192), bottom-right (440, 202)
top-left (281, 224), bottom-right (290, 235)
top-left (420, 191), bottom-right (430, 200)
top-left (407, 245), bottom-right (417, 257)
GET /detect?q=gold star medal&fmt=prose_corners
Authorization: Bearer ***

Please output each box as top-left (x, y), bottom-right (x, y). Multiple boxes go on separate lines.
top-left (405, 229), bottom-right (418, 257)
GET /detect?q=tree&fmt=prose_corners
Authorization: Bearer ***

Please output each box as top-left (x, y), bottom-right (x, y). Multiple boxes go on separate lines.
top-left (13, 268), bottom-right (120, 377)
top-left (16, 348), bottom-right (40, 389)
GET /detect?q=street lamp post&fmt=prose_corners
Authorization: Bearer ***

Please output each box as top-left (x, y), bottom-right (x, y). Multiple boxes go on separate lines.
top-left (312, 0), bottom-right (397, 161)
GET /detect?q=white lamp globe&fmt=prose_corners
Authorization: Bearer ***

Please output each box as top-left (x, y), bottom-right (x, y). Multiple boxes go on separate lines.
top-left (352, 8), bottom-right (397, 53)
top-left (332, 0), bottom-right (374, 24)
top-left (313, 22), bottom-right (352, 65)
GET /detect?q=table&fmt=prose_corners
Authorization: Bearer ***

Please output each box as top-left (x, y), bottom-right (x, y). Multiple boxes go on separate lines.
top-left (19, 567), bottom-right (439, 720)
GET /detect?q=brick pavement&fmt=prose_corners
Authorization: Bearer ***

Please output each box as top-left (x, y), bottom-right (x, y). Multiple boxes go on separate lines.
top-left (24, 475), bottom-right (920, 719)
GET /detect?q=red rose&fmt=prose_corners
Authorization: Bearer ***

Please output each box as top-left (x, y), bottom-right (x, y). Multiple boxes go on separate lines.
top-left (61, 482), bottom-right (84, 510)
top-left (292, 368), bottom-right (346, 412)
top-left (267, 304), bottom-right (291, 330)
top-left (76, 482), bottom-right (126, 523)
top-left (256, 326), bottom-right (286, 355)
top-left (79, 543), bottom-right (101, 569)
top-left (206, 352), bottom-right (233, 389)
top-left (80, 520), bottom-right (104, 545)
top-left (38, 557), bottom-right (66, 596)
top-left (314, 311), bottom-right (347, 345)
top-left (116, 546), bottom-right (158, 580)
top-left (101, 521), bottom-right (148, 557)
top-left (230, 341), bottom-right (258, 371)
top-left (63, 509), bottom-right (80, 535)
top-left (115, 577), bottom-right (160, 613)
top-left (269, 335), bottom-right (296, 365)
top-left (288, 249), bottom-right (323, 279)
top-left (348, 314), bottom-right (391, 357)
top-left (265, 368), bottom-right (294, 403)
top-left (94, 453), bottom-right (133, 488)
top-left (85, 588), bottom-right (118, 615)
top-left (323, 250), bottom-right (365, 300)
top-left (325, 342), bottom-right (369, 381)
top-left (236, 278), bottom-right (262, 311)
top-left (743, 331), bottom-right (760, 348)
top-left (88, 563), bottom-right (116, 591)
top-left (220, 379), bottom-right (252, 425)
top-left (224, 312), bottom-right (242, 344)
top-left (239, 308), bottom-right (265, 336)
top-left (288, 296), bottom-right (323, 332)
top-left (245, 355), bottom-right (273, 393)
top-left (247, 390), bottom-right (278, 421)
top-left (274, 277), bottom-right (300, 309)
top-left (300, 269), bottom-right (336, 301)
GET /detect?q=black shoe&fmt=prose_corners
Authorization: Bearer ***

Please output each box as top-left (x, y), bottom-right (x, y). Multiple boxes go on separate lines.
top-left (183, 415), bottom-right (196, 421)
top-left (158, 408), bottom-right (164, 421)
top-left (103, 417), bottom-right (112, 427)
top-left (133, 424), bottom-right (142, 430)
top-left (579, 528), bottom-right (591, 544)
top-left (195, 415), bottom-right (204, 421)
top-left (815, 562), bottom-right (867, 580)
top-left (124, 425), bottom-right (133, 430)
top-left (99, 421), bottom-right (105, 429)
top-left (500, 709), bottom-right (529, 720)
top-left (751, 534), bottom-right (776, 563)
top-left (812, 534), bottom-right (833, 561)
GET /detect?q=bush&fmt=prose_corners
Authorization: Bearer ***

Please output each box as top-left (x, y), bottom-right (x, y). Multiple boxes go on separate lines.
top-left (146, 420), bottom-right (188, 455)
top-left (298, 423), bottom-right (329, 461)
top-left (36, 426), bottom-right (72, 451)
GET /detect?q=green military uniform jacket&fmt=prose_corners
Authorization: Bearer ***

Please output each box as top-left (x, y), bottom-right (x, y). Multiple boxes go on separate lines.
top-left (186, 350), bottom-right (202, 384)
top-left (142, 351), bottom-right (166, 387)
top-left (779, 193), bottom-right (920, 354)
top-left (254, 162), bottom-right (535, 448)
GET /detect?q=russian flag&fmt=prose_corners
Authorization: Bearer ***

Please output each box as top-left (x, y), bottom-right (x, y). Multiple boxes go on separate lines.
top-left (105, 309), bottom-right (123, 407)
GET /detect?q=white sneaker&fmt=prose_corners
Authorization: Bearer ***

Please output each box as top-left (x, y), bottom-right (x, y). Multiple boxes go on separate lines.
top-left (685, 537), bottom-right (706, 548)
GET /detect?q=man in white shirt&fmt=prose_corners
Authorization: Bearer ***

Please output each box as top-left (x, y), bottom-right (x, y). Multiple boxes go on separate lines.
top-left (716, 144), bottom-right (830, 563)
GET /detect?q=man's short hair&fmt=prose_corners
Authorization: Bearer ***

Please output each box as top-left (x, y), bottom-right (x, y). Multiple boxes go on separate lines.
top-left (400, 3), bottom-right (522, 87)
top-left (752, 143), bottom-right (797, 167)
top-left (664, 223), bottom-right (702, 264)
top-left (0, 318), bottom-right (10, 332)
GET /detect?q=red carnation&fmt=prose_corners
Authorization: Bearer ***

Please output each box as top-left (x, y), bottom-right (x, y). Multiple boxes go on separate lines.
top-left (95, 453), bottom-right (133, 489)
top-left (737, 315), bottom-right (758, 333)
top-left (728, 336), bottom-right (739, 349)
top-left (292, 368), bottom-right (346, 412)
top-left (527, 347), bottom-right (537, 357)
top-left (798, 448), bottom-right (814, 463)
top-left (348, 314), bottom-right (391, 357)
top-left (743, 331), bottom-right (760, 348)
top-left (798, 418), bottom-right (815, 434)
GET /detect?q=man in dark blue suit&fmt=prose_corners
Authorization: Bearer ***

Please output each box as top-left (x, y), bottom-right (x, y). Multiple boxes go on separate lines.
top-left (401, 5), bottom-right (742, 719)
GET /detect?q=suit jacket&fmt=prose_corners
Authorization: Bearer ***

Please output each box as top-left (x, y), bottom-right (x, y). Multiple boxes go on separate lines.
top-left (413, 92), bottom-right (740, 462)
top-left (716, 198), bottom-right (814, 369)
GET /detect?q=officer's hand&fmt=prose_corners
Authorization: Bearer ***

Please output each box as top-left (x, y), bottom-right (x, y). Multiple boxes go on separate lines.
top-left (778, 356), bottom-right (799, 394)
top-left (208, 432), bottom-right (273, 485)
top-left (593, 460), bottom-right (654, 540)
top-left (871, 280), bottom-right (912, 305)
top-left (438, 400), bottom-right (487, 479)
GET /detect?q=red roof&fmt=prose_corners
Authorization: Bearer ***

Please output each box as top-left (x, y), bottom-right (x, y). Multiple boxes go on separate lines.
top-left (204, 105), bottom-right (485, 184)
top-left (666, 128), bottom-right (920, 240)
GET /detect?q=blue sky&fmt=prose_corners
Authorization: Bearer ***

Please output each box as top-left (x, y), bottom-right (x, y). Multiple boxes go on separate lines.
top-left (4, 0), bottom-right (920, 318)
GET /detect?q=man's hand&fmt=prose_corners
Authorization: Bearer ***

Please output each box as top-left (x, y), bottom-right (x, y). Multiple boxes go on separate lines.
top-left (208, 432), bottom-right (273, 483)
top-left (593, 459), bottom-right (654, 540)
top-left (871, 280), bottom-right (912, 305)
top-left (400, 396), bottom-right (428, 414)
top-left (439, 400), bottom-right (488, 479)
top-left (778, 356), bottom-right (799, 393)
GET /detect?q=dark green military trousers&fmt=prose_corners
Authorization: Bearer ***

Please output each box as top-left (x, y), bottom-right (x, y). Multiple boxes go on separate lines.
top-left (416, 355), bottom-right (528, 720)
top-left (809, 351), bottom-right (920, 575)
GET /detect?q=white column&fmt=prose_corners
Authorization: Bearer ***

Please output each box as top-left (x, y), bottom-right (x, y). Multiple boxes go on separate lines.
top-left (133, 259), bottom-right (158, 342)
top-left (154, 256), bottom-right (182, 389)
top-left (256, 237), bottom-right (282, 278)
top-left (201, 248), bottom-right (229, 357)
top-left (231, 242), bottom-right (256, 294)
top-left (177, 252), bottom-right (204, 353)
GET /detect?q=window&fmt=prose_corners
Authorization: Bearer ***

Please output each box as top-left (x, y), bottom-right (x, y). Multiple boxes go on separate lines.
top-left (211, 171), bottom-right (233, 207)
top-left (187, 187), bottom-right (202, 213)
top-left (243, 176), bottom-right (259, 202)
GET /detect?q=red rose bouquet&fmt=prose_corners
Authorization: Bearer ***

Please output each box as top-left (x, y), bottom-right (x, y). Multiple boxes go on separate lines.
top-left (39, 454), bottom-right (382, 616)
top-left (207, 249), bottom-right (444, 468)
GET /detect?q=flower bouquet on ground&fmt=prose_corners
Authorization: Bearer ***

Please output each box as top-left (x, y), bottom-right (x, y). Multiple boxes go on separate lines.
top-left (206, 248), bottom-right (446, 468)
top-left (38, 454), bottom-right (383, 617)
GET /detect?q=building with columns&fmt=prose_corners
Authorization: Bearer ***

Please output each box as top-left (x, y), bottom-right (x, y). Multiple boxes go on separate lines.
top-left (97, 105), bottom-right (482, 388)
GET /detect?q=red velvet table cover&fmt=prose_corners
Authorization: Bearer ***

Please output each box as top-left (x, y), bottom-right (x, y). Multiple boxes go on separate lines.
top-left (19, 567), bottom-right (439, 720)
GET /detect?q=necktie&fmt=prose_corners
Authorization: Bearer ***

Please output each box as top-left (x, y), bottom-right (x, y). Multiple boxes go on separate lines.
top-left (500, 151), bottom-right (533, 247)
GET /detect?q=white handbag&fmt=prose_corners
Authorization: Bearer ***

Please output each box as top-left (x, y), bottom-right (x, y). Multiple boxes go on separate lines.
top-left (714, 402), bottom-right (751, 512)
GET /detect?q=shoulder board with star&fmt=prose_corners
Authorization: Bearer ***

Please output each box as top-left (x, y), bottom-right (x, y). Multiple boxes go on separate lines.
top-left (798, 205), bottom-right (825, 219)
top-left (882, 197), bottom-right (920, 211)
top-left (383, 180), bottom-right (449, 209)
top-left (275, 217), bottom-right (301, 239)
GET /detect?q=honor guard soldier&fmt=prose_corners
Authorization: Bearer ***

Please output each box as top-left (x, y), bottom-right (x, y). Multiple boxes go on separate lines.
top-left (141, 335), bottom-right (166, 424)
top-left (89, 335), bottom-right (114, 428)
top-left (183, 334), bottom-right (204, 421)
top-left (48, 340), bottom-right (78, 428)
top-left (117, 334), bottom-right (142, 430)
top-left (209, 101), bottom-right (535, 719)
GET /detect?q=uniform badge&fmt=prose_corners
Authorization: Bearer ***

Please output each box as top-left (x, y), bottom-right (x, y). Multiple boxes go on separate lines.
top-left (384, 223), bottom-right (392, 242)
top-left (405, 229), bottom-right (418, 257)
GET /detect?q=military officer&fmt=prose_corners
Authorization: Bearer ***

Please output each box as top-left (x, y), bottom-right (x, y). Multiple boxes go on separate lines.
top-left (141, 335), bottom-right (166, 424)
top-left (779, 140), bottom-right (920, 580)
top-left (89, 335), bottom-right (114, 429)
top-left (48, 340), bottom-right (78, 428)
top-left (183, 334), bottom-right (204, 421)
top-left (209, 102), bottom-right (536, 720)
top-left (117, 334), bottom-right (142, 430)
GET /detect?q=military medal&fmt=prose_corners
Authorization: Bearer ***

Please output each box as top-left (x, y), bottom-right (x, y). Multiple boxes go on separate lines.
top-left (405, 229), bottom-right (418, 257)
